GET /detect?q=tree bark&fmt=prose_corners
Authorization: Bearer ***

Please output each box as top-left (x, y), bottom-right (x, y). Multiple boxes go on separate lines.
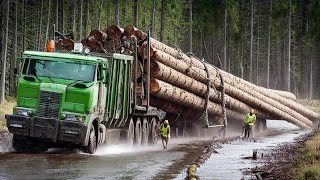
top-left (150, 79), bottom-right (246, 121)
top-left (56, 0), bottom-right (59, 31)
top-left (37, 0), bottom-right (44, 51)
top-left (98, 0), bottom-right (103, 30)
top-left (249, 0), bottom-right (254, 82)
top-left (160, 0), bottom-right (166, 42)
top-left (287, 0), bottom-right (291, 91)
top-left (133, 0), bottom-right (138, 27)
top-left (78, 0), bottom-right (83, 40)
top-left (45, 0), bottom-right (52, 49)
top-left (267, 0), bottom-right (272, 89)
top-left (189, 0), bottom-right (192, 52)
top-left (224, 0), bottom-right (227, 70)
top-left (12, 0), bottom-right (19, 95)
top-left (72, 0), bottom-right (76, 34)
top-left (114, 0), bottom-right (119, 26)
top-left (150, 0), bottom-right (155, 37)
top-left (148, 47), bottom-right (313, 127)
top-left (0, 0), bottom-right (9, 103)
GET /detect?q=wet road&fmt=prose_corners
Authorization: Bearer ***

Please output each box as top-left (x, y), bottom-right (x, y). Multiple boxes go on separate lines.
top-left (0, 138), bottom-right (206, 180)
top-left (0, 120), bottom-right (309, 180)
top-left (177, 120), bottom-right (310, 180)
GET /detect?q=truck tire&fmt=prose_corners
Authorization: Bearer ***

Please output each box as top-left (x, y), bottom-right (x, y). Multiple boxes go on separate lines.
top-left (142, 117), bottom-right (149, 145)
top-left (127, 118), bottom-right (135, 145)
top-left (135, 118), bottom-right (142, 145)
top-left (84, 125), bottom-right (97, 154)
top-left (98, 124), bottom-right (106, 144)
top-left (149, 117), bottom-right (158, 144)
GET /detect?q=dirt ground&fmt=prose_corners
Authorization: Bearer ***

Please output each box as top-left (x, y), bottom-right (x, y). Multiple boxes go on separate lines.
top-left (244, 131), bottom-right (314, 180)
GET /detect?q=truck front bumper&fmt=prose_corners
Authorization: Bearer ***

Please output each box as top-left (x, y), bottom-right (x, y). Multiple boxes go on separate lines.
top-left (5, 115), bottom-right (87, 145)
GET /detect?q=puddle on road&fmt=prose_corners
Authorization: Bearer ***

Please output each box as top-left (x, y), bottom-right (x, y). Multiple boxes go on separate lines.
top-left (175, 120), bottom-right (310, 180)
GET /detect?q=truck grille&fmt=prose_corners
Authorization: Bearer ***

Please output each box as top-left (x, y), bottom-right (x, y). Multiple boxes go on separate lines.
top-left (37, 91), bottom-right (62, 118)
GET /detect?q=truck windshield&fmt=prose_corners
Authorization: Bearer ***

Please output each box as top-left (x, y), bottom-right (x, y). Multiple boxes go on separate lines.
top-left (23, 59), bottom-right (96, 82)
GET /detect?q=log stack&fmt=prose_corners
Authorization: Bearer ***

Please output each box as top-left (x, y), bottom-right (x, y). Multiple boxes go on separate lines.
top-left (58, 25), bottom-right (320, 129)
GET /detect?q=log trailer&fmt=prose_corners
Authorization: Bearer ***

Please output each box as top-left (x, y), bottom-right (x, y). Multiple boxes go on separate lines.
top-left (5, 35), bottom-right (165, 154)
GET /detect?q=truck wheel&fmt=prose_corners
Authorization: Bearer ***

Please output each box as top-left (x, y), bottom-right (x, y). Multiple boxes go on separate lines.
top-left (84, 125), bottom-right (97, 154)
top-left (127, 118), bottom-right (135, 145)
top-left (135, 118), bottom-right (142, 145)
top-left (149, 117), bottom-right (158, 144)
top-left (142, 117), bottom-right (149, 145)
top-left (98, 124), bottom-right (106, 144)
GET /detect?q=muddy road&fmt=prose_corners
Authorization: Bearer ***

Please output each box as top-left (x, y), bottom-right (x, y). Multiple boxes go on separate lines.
top-left (0, 120), bottom-right (308, 180)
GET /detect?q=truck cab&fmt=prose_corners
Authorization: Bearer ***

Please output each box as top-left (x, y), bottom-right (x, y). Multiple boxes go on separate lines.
top-left (6, 50), bottom-right (164, 154)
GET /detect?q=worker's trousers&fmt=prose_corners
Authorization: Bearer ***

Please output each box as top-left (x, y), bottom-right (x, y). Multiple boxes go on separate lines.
top-left (244, 125), bottom-right (253, 139)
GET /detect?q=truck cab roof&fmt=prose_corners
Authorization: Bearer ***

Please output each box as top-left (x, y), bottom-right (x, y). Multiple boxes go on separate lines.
top-left (22, 51), bottom-right (133, 63)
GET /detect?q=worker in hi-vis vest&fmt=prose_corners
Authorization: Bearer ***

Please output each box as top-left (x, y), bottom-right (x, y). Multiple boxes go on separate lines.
top-left (160, 120), bottom-right (171, 150)
top-left (244, 109), bottom-right (256, 139)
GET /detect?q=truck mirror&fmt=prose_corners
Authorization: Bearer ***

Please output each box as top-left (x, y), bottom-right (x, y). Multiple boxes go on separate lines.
top-left (13, 68), bottom-right (18, 75)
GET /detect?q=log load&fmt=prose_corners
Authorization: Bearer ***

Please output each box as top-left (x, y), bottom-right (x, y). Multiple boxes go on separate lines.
top-left (61, 24), bottom-right (320, 129)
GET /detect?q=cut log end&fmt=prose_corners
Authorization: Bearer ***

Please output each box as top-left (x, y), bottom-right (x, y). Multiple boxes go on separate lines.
top-left (150, 78), bottom-right (160, 93)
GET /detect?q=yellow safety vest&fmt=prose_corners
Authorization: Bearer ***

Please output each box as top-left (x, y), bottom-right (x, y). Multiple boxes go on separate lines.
top-left (161, 124), bottom-right (170, 137)
top-left (245, 113), bottom-right (256, 126)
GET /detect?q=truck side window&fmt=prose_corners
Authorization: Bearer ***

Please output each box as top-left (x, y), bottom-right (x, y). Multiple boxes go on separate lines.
top-left (22, 59), bottom-right (30, 74)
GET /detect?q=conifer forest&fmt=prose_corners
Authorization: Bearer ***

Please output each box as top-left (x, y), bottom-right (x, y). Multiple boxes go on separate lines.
top-left (1, 0), bottom-right (320, 104)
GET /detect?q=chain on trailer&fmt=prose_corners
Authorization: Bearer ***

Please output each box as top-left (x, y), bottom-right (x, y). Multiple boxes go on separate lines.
top-left (187, 53), bottom-right (228, 137)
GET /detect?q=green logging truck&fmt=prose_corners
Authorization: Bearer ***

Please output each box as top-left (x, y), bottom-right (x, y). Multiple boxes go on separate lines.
top-left (5, 40), bottom-right (164, 154)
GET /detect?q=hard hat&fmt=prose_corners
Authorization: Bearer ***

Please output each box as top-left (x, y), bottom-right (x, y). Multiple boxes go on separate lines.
top-left (164, 120), bottom-right (169, 125)
top-left (250, 109), bottom-right (255, 114)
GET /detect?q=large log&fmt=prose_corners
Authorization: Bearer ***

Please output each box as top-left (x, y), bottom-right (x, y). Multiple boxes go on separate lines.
top-left (150, 96), bottom-right (182, 114)
top-left (105, 25), bottom-right (124, 51)
top-left (149, 59), bottom-right (269, 118)
top-left (150, 79), bottom-right (269, 124)
top-left (146, 36), bottom-right (319, 122)
top-left (149, 49), bottom-right (312, 128)
top-left (268, 89), bottom-right (296, 101)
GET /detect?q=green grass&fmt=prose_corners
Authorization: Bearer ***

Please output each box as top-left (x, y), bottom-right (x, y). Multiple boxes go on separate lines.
top-left (292, 130), bottom-right (320, 180)
top-left (0, 97), bottom-right (16, 132)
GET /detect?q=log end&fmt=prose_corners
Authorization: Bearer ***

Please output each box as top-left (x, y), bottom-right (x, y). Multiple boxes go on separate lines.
top-left (150, 78), bottom-right (160, 93)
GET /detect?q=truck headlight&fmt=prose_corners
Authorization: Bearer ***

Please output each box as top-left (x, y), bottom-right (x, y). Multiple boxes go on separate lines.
top-left (15, 108), bottom-right (32, 117)
top-left (61, 113), bottom-right (83, 123)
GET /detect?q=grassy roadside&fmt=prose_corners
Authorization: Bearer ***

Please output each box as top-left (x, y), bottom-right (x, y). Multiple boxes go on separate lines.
top-left (292, 130), bottom-right (320, 179)
top-left (0, 97), bottom-right (16, 133)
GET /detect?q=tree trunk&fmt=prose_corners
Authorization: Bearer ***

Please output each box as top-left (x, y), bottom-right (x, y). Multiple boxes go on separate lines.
top-left (72, 0), bottom-right (76, 34)
top-left (249, 0), bottom-right (254, 82)
top-left (84, 0), bottom-right (89, 37)
top-left (160, 0), bottom-right (165, 42)
top-left (0, 0), bottom-right (9, 103)
top-left (45, 0), bottom-right (52, 49)
top-left (133, 0), bottom-right (138, 27)
top-left (256, 21), bottom-right (259, 85)
top-left (23, 0), bottom-right (26, 51)
top-left (37, 0), bottom-right (44, 51)
top-left (150, 0), bottom-right (155, 37)
top-left (11, 0), bottom-right (19, 96)
top-left (78, 0), bottom-right (83, 40)
top-left (287, 0), bottom-right (291, 91)
top-left (148, 46), bottom-right (314, 127)
top-left (224, 0), bottom-right (227, 70)
top-left (189, 0), bottom-right (192, 52)
top-left (98, 0), bottom-right (103, 30)
top-left (267, 0), bottom-right (272, 88)
top-left (114, 0), bottom-right (119, 26)
top-left (56, 0), bottom-right (59, 31)
top-left (150, 79), bottom-right (245, 121)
